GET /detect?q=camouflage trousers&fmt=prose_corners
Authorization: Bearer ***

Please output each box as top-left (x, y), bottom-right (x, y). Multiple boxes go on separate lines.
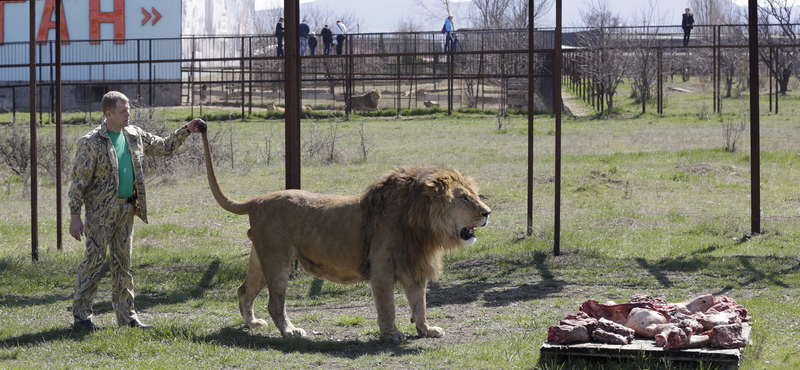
top-left (72, 202), bottom-right (139, 326)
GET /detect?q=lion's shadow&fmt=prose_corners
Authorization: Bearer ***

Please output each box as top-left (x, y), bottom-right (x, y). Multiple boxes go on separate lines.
top-left (427, 250), bottom-right (566, 308)
top-left (194, 326), bottom-right (424, 357)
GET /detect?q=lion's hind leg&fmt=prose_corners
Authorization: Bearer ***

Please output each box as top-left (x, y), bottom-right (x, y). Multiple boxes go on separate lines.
top-left (264, 265), bottom-right (307, 338)
top-left (254, 242), bottom-right (306, 339)
top-left (238, 247), bottom-right (269, 328)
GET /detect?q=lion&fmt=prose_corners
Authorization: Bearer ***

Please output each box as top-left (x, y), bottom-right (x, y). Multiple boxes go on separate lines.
top-left (265, 102), bottom-right (311, 112)
top-left (197, 122), bottom-right (491, 342)
top-left (265, 102), bottom-right (284, 112)
top-left (348, 90), bottom-right (381, 111)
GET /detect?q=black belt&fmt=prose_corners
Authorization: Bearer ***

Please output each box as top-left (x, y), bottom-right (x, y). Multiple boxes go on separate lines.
top-left (117, 197), bottom-right (134, 205)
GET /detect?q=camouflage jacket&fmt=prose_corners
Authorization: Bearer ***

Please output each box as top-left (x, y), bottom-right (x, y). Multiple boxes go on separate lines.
top-left (68, 122), bottom-right (191, 225)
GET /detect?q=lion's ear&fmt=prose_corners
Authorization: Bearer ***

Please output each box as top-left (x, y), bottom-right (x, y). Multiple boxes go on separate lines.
top-left (421, 177), bottom-right (451, 198)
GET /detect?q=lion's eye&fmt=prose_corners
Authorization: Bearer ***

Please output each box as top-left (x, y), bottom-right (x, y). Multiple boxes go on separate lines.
top-left (461, 196), bottom-right (470, 203)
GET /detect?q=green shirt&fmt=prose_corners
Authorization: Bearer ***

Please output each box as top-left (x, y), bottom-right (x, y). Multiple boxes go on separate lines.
top-left (108, 130), bottom-right (134, 199)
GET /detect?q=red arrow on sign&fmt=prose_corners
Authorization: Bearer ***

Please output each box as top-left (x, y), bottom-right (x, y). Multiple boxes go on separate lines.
top-left (151, 8), bottom-right (161, 25)
top-left (141, 8), bottom-right (151, 26)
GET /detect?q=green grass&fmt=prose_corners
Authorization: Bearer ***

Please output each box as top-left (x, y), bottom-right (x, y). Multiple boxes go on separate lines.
top-left (2, 82), bottom-right (800, 369)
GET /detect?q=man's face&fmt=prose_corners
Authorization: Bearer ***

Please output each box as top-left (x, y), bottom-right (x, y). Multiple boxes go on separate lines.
top-left (105, 100), bottom-right (130, 132)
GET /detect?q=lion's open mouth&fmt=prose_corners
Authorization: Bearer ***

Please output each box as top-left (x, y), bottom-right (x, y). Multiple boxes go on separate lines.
top-left (460, 227), bottom-right (476, 240)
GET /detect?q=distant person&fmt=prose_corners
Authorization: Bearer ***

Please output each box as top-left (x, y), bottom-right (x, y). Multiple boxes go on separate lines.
top-left (275, 17), bottom-right (284, 57)
top-left (308, 32), bottom-right (318, 55)
top-left (299, 19), bottom-right (310, 56)
top-left (443, 14), bottom-right (455, 52)
top-left (682, 8), bottom-right (694, 47)
top-left (69, 91), bottom-right (203, 331)
top-left (321, 24), bottom-right (333, 55)
top-left (334, 20), bottom-right (347, 55)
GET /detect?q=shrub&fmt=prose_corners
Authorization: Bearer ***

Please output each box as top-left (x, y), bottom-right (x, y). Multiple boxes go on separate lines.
top-left (401, 107), bottom-right (442, 116)
top-left (457, 107), bottom-right (497, 115)
top-left (356, 109), bottom-right (397, 117)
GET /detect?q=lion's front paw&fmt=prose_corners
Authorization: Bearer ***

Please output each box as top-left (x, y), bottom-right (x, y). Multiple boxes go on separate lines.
top-left (420, 326), bottom-right (445, 338)
top-left (284, 327), bottom-right (307, 338)
top-left (381, 330), bottom-right (406, 342)
top-left (245, 318), bottom-right (269, 328)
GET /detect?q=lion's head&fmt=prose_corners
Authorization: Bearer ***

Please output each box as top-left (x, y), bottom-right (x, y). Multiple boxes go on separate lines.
top-left (368, 89), bottom-right (381, 101)
top-left (362, 166), bottom-right (491, 281)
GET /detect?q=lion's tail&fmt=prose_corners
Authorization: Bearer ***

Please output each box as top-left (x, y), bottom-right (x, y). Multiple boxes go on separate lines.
top-left (199, 123), bottom-right (252, 215)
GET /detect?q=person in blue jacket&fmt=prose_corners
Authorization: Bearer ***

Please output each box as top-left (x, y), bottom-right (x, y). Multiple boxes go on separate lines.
top-left (275, 17), bottom-right (284, 57)
top-left (299, 19), bottom-right (310, 55)
top-left (308, 32), bottom-right (318, 56)
top-left (444, 14), bottom-right (455, 52)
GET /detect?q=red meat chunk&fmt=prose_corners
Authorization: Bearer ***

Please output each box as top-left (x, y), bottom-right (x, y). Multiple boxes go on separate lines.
top-left (592, 318), bottom-right (635, 345)
top-left (705, 323), bottom-right (747, 349)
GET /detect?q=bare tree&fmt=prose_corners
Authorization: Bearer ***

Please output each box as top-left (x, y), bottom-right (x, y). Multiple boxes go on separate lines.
top-left (628, 1), bottom-right (668, 113)
top-left (466, 0), bottom-right (552, 29)
top-left (394, 15), bottom-right (424, 32)
top-left (252, 0), bottom-right (282, 34)
top-left (577, 0), bottom-right (628, 111)
top-left (413, 0), bottom-right (472, 29)
top-left (688, 0), bottom-right (728, 27)
top-left (720, 2), bottom-right (748, 99)
top-left (756, 0), bottom-right (800, 94)
top-left (415, 0), bottom-right (456, 21)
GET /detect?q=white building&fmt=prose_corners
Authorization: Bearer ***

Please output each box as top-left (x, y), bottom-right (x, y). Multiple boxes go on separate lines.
top-left (0, 0), bottom-right (255, 110)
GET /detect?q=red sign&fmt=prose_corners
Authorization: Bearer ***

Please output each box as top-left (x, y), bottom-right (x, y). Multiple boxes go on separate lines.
top-left (89, 0), bottom-right (125, 44)
top-left (0, 1), bottom-right (170, 44)
top-left (37, 0), bottom-right (70, 44)
top-left (141, 7), bottom-right (161, 26)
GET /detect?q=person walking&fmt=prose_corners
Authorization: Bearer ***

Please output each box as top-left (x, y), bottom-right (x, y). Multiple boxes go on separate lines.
top-left (682, 8), bottom-right (694, 47)
top-left (299, 19), bottom-right (310, 56)
top-left (334, 20), bottom-right (347, 55)
top-left (275, 17), bottom-right (284, 57)
top-left (308, 32), bottom-right (318, 56)
top-left (321, 24), bottom-right (333, 55)
top-left (443, 14), bottom-right (455, 52)
top-left (69, 91), bottom-right (204, 331)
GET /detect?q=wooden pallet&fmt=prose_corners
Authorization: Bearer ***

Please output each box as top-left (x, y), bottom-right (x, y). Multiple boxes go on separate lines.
top-left (540, 323), bottom-right (750, 369)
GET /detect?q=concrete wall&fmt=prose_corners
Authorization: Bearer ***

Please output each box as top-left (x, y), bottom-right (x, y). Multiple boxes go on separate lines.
top-left (0, 81), bottom-right (182, 112)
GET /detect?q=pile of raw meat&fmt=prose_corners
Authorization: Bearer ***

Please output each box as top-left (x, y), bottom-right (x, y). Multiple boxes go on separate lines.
top-left (546, 294), bottom-right (750, 350)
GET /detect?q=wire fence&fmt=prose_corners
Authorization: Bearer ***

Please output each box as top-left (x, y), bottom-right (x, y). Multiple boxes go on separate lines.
top-left (4, 23), bottom-right (800, 119)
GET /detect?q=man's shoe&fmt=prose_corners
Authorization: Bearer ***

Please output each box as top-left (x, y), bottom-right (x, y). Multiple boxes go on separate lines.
top-left (128, 319), bottom-right (153, 329)
top-left (74, 319), bottom-right (99, 332)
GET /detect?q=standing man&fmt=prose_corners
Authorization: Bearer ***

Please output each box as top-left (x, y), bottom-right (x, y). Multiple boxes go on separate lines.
top-left (69, 91), bottom-right (204, 331)
top-left (444, 14), bottom-right (455, 52)
top-left (321, 24), bottom-right (333, 55)
top-left (276, 17), bottom-right (285, 57)
top-left (299, 19), bottom-right (310, 56)
top-left (682, 8), bottom-right (694, 47)
top-left (334, 19), bottom-right (347, 55)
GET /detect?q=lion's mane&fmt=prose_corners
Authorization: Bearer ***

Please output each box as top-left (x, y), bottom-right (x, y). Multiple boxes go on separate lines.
top-left (360, 165), bottom-right (476, 284)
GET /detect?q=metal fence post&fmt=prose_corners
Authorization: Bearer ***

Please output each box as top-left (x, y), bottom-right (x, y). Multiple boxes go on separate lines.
top-left (29, 0), bottom-right (38, 262)
top-left (748, 0), bottom-right (761, 234)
